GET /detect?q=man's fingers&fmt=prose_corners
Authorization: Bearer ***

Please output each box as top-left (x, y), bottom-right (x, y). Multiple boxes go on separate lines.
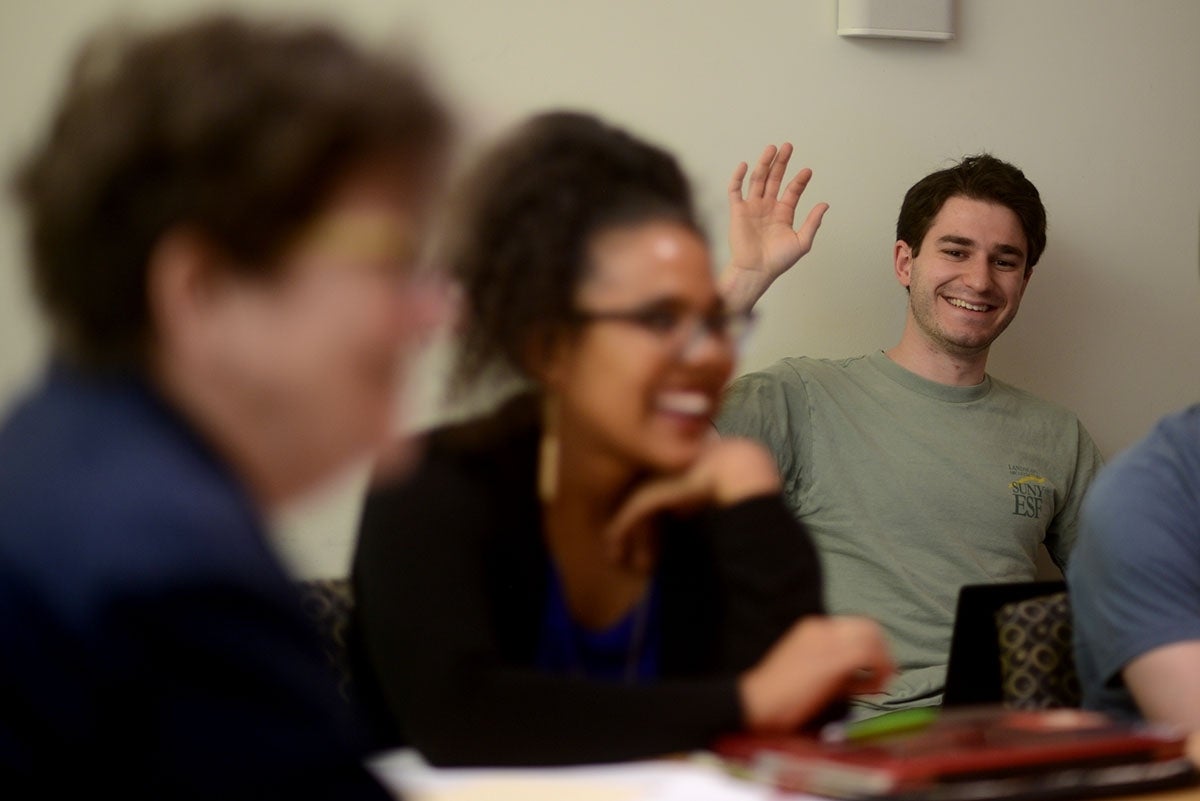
top-left (728, 161), bottom-right (749, 203)
top-left (796, 202), bottom-right (830, 249)
top-left (763, 142), bottom-right (793, 200)
top-left (746, 144), bottom-right (777, 199)
top-left (779, 166), bottom-right (814, 209)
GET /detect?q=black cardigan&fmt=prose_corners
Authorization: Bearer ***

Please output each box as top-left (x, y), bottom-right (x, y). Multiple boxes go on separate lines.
top-left (350, 395), bottom-right (825, 766)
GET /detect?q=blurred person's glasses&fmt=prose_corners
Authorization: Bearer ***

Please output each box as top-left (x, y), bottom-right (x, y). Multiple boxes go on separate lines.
top-left (572, 301), bottom-right (756, 357)
top-left (293, 210), bottom-right (424, 285)
top-left (292, 210), bottom-right (452, 340)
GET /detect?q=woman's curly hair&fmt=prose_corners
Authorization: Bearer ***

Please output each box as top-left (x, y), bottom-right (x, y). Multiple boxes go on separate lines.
top-left (447, 111), bottom-right (703, 395)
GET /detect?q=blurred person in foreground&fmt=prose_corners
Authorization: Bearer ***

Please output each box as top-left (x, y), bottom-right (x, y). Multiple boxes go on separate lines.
top-left (0, 13), bottom-right (449, 798)
top-left (1070, 406), bottom-right (1200, 730)
top-left (350, 111), bottom-right (892, 767)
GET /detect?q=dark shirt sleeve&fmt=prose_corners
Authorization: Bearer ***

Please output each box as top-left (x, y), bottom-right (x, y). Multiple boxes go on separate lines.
top-left (1069, 409), bottom-right (1200, 717)
top-left (115, 580), bottom-right (392, 800)
top-left (0, 368), bottom-right (391, 799)
top-left (687, 494), bottom-right (824, 671)
top-left (667, 493), bottom-right (842, 729)
top-left (352, 445), bottom-right (750, 767)
top-left (0, 567), bottom-right (391, 800)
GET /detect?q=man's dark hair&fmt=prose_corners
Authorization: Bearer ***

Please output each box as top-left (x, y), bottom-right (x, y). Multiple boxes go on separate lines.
top-left (12, 14), bottom-right (449, 369)
top-left (448, 110), bottom-right (703, 394)
top-left (896, 154), bottom-right (1047, 272)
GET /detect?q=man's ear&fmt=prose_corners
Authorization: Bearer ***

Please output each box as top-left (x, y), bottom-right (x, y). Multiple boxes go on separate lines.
top-left (894, 240), bottom-right (915, 288)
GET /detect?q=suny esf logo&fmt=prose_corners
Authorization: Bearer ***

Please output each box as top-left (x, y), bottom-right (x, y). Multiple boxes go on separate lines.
top-left (1008, 466), bottom-right (1050, 519)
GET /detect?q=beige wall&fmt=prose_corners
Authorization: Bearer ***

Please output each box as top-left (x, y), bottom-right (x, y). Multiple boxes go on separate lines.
top-left (3, 0), bottom-right (1199, 577)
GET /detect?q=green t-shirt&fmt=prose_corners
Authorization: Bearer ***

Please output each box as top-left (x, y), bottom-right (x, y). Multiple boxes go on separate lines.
top-left (716, 352), bottom-right (1102, 716)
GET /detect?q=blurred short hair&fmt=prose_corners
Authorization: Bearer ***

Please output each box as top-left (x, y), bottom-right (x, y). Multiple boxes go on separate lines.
top-left (13, 13), bottom-right (449, 369)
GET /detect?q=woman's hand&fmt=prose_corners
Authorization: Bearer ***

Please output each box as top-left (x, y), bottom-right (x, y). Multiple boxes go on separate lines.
top-left (605, 437), bottom-right (782, 572)
top-left (738, 615), bottom-right (894, 733)
top-left (720, 143), bottom-right (828, 316)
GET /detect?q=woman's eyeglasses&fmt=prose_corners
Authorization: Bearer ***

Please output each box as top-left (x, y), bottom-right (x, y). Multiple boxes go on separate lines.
top-left (571, 302), bottom-right (756, 357)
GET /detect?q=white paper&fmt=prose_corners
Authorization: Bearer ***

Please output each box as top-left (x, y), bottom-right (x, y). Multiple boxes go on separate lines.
top-left (367, 749), bottom-right (820, 801)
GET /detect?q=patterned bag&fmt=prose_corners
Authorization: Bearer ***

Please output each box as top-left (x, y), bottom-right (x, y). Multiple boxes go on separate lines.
top-left (995, 591), bottom-right (1081, 709)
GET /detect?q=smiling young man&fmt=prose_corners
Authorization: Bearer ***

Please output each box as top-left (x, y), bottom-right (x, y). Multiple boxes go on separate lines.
top-left (716, 152), bottom-right (1103, 718)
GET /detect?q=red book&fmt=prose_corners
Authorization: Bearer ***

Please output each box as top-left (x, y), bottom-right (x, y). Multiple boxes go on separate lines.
top-left (712, 707), bottom-right (1196, 800)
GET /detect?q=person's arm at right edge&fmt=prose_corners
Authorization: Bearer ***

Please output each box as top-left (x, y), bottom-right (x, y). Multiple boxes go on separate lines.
top-left (1068, 410), bottom-right (1200, 731)
top-left (1112, 426), bottom-right (1200, 728)
top-left (1125, 642), bottom-right (1200, 729)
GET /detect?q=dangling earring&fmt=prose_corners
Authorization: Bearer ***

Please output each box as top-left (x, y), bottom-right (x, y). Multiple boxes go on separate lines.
top-left (538, 393), bottom-right (561, 503)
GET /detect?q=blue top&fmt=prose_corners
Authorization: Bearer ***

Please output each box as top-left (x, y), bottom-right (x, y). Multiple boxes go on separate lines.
top-left (1069, 404), bottom-right (1200, 719)
top-left (536, 567), bottom-right (661, 682)
top-left (0, 363), bottom-right (388, 799)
